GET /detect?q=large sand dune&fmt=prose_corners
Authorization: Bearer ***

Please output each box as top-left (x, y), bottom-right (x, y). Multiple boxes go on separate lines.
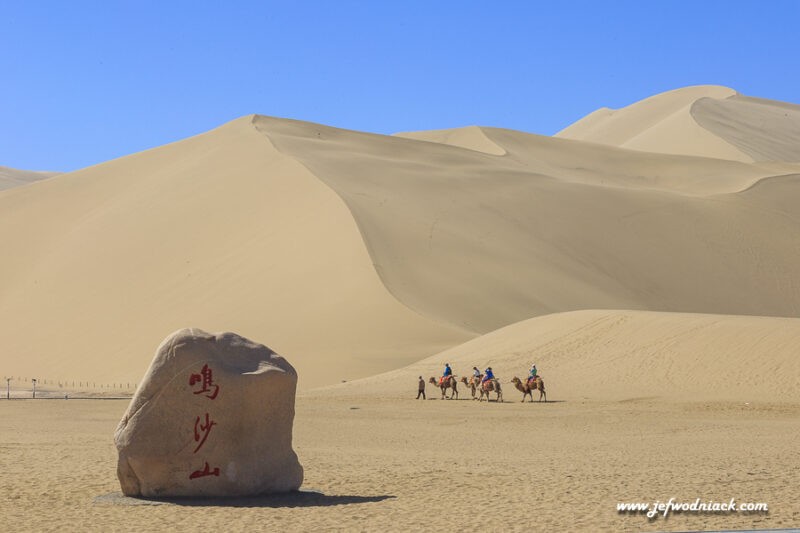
top-left (557, 85), bottom-right (800, 164)
top-left (1, 86), bottom-right (799, 392)
top-left (259, 116), bottom-right (800, 335)
top-left (0, 117), bottom-right (469, 389)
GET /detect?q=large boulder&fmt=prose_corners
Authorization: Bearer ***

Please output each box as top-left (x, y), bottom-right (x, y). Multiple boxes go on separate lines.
top-left (114, 328), bottom-right (303, 497)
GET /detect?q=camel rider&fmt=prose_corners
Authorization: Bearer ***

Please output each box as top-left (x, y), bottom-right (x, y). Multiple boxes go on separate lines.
top-left (472, 366), bottom-right (481, 380)
top-left (482, 367), bottom-right (495, 383)
top-left (528, 364), bottom-right (538, 384)
top-left (441, 363), bottom-right (452, 385)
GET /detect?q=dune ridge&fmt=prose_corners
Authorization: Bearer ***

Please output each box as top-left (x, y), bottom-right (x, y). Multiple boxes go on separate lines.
top-left (393, 125), bottom-right (507, 155)
top-left (555, 85), bottom-right (752, 161)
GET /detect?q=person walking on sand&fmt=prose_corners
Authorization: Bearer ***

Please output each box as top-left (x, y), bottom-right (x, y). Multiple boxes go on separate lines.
top-left (417, 376), bottom-right (426, 399)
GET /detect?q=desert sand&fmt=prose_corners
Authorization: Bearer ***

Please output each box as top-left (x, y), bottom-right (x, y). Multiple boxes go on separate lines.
top-left (1, 85), bottom-right (799, 531)
top-left (1, 391), bottom-right (798, 532)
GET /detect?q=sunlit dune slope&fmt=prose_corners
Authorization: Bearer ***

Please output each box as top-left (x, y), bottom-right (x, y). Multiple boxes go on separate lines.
top-left (313, 310), bottom-right (800, 402)
top-left (0, 116), bottom-right (469, 389)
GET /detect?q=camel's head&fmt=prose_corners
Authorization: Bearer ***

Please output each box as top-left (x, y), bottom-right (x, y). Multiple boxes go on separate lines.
top-left (511, 377), bottom-right (521, 384)
top-left (428, 377), bottom-right (436, 384)
top-left (459, 376), bottom-right (468, 384)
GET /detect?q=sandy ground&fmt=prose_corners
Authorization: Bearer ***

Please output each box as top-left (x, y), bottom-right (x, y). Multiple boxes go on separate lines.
top-left (1, 395), bottom-right (798, 532)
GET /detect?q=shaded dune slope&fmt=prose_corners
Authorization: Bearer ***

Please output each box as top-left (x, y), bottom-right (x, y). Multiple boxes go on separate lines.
top-left (0, 165), bottom-right (59, 191)
top-left (255, 116), bottom-right (800, 335)
top-left (692, 95), bottom-right (800, 162)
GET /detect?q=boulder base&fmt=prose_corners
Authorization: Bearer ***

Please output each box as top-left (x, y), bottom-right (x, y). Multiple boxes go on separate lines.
top-left (114, 328), bottom-right (303, 497)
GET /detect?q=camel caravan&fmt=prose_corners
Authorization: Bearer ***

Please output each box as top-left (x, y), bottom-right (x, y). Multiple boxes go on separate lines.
top-left (426, 363), bottom-right (547, 403)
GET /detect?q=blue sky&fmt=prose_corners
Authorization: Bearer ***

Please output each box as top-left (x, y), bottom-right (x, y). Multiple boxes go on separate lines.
top-left (2, 1), bottom-right (798, 172)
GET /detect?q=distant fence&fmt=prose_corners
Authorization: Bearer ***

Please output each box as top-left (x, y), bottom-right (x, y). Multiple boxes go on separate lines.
top-left (2, 375), bottom-right (137, 398)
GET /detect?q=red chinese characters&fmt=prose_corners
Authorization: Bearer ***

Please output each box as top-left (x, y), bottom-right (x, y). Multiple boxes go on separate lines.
top-left (189, 462), bottom-right (220, 479)
top-left (193, 412), bottom-right (216, 453)
top-left (188, 363), bottom-right (221, 480)
top-left (189, 364), bottom-right (219, 399)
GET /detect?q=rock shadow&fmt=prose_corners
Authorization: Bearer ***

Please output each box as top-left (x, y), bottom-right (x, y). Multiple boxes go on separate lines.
top-left (95, 490), bottom-right (394, 508)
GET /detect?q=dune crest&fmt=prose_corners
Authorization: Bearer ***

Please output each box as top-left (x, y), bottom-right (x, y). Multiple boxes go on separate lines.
top-left (394, 125), bottom-right (507, 155)
top-left (556, 85), bottom-right (757, 161)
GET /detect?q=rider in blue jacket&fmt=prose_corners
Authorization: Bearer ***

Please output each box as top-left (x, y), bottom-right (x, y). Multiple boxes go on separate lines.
top-left (528, 364), bottom-right (538, 383)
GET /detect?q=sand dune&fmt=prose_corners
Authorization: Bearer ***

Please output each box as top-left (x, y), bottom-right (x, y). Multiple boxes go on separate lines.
top-left (557, 85), bottom-right (800, 165)
top-left (1, 87), bottom-right (799, 392)
top-left (0, 117), bottom-right (469, 390)
top-left (259, 116), bottom-right (800, 335)
top-left (318, 310), bottom-right (800, 403)
top-left (0, 165), bottom-right (59, 191)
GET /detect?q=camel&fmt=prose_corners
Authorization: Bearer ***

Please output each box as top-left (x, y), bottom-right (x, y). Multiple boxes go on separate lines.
top-left (429, 376), bottom-right (458, 400)
top-left (511, 376), bottom-right (546, 403)
top-left (459, 375), bottom-right (482, 399)
top-left (478, 378), bottom-right (503, 403)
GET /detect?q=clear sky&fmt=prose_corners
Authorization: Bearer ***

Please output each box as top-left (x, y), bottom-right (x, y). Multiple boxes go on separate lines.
top-left (2, 1), bottom-right (798, 172)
